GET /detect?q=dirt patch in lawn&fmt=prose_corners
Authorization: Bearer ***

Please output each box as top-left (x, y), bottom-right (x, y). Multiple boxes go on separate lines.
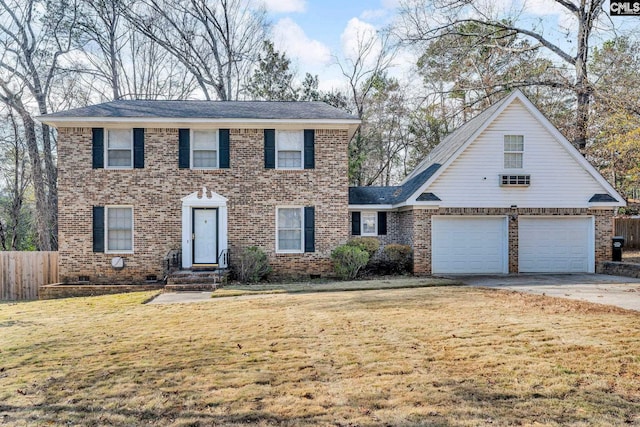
top-left (1, 287), bottom-right (639, 426)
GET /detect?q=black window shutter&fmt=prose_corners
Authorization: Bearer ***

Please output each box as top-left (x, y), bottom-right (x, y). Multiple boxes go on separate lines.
top-left (219, 129), bottom-right (230, 168)
top-left (351, 212), bottom-right (361, 236)
top-left (93, 206), bottom-right (105, 253)
top-left (304, 129), bottom-right (315, 169)
top-left (304, 206), bottom-right (315, 252)
top-left (178, 129), bottom-right (190, 169)
top-left (133, 128), bottom-right (144, 168)
top-left (377, 212), bottom-right (387, 235)
top-left (92, 128), bottom-right (104, 169)
top-left (264, 129), bottom-right (275, 169)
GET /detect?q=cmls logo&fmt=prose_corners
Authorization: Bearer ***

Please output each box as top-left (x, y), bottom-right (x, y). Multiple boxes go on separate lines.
top-left (610, 1), bottom-right (640, 15)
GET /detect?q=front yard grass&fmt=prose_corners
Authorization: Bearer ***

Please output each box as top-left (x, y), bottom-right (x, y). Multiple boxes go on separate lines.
top-left (1, 286), bottom-right (639, 426)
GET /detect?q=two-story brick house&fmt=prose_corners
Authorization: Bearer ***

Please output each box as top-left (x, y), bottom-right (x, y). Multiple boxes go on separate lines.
top-left (39, 101), bottom-right (360, 284)
top-left (41, 91), bottom-right (625, 285)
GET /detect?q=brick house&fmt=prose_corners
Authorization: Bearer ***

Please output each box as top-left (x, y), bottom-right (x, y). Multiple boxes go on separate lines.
top-left (348, 90), bottom-right (625, 274)
top-left (39, 101), bottom-right (360, 284)
top-left (40, 91), bottom-right (624, 284)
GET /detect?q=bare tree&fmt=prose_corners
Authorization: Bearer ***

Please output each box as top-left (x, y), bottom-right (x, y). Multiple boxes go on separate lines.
top-left (75, 0), bottom-right (197, 100)
top-left (335, 29), bottom-right (397, 185)
top-left (0, 0), bottom-right (76, 249)
top-left (123, 0), bottom-right (269, 100)
top-left (399, 0), bottom-right (611, 149)
top-left (0, 108), bottom-right (31, 250)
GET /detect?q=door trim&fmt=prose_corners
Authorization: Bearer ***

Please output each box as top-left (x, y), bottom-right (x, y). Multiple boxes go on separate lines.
top-left (192, 207), bottom-right (219, 266)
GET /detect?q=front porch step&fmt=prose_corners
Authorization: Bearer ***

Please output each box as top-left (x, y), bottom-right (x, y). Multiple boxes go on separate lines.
top-left (166, 269), bottom-right (228, 286)
top-left (164, 283), bottom-right (217, 292)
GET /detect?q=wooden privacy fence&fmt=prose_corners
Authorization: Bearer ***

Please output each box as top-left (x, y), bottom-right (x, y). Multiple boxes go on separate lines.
top-left (614, 218), bottom-right (640, 249)
top-left (0, 252), bottom-right (58, 300)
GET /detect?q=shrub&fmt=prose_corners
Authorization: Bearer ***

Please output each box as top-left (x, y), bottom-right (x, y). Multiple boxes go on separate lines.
top-left (383, 244), bottom-right (413, 274)
top-left (331, 244), bottom-right (369, 280)
top-left (346, 237), bottom-right (380, 259)
top-left (234, 246), bottom-right (271, 283)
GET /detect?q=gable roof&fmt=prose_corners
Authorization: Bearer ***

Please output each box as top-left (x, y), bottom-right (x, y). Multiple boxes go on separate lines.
top-left (39, 100), bottom-right (359, 121)
top-left (401, 95), bottom-right (511, 184)
top-left (349, 90), bottom-right (625, 207)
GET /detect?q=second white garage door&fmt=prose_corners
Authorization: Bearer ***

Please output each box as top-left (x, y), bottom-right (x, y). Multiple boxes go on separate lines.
top-left (432, 216), bottom-right (508, 274)
top-left (518, 217), bottom-right (594, 273)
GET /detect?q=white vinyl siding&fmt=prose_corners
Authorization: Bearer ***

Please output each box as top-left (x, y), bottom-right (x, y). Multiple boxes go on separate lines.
top-left (361, 212), bottom-right (377, 236)
top-left (106, 129), bottom-right (133, 168)
top-left (427, 100), bottom-right (607, 208)
top-left (106, 207), bottom-right (133, 253)
top-left (504, 135), bottom-right (524, 169)
top-left (191, 130), bottom-right (218, 169)
top-left (277, 207), bottom-right (303, 253)
top-left (276, 130), bottom-right (303, 169)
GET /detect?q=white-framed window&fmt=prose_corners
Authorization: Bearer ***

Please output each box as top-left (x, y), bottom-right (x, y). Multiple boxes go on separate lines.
top-left (361, 212), bottom-right (377, 236)
top-left (191, 130), bottom-right (218, 169)
top-left (276, 130), bottom-right (303, 169)
top-left (106, 129), bottom-right (133, 168)
top-left (504, 135), bottom-right (524, 169)
top-left (276, 207), bottom-right (303, 253)
top-left (105, 206), bottom-right (133, 253)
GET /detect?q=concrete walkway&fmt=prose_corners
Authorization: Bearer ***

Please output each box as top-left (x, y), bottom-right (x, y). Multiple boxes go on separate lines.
top-left (452, 273), bottom-right (640, 312)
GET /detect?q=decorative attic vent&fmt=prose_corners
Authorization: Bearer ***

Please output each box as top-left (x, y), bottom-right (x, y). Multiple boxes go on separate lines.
top-left (500, 174), bottom-right (530, 186)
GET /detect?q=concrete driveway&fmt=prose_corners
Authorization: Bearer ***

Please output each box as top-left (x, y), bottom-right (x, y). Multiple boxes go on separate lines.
top-left (452, 274), bottom-right (640, 312)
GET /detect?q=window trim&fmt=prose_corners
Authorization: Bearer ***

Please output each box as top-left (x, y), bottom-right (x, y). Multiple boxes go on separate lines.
top-left (190, 129), bottom-right (219, 170)
top-left (105, 205), bottom-right (134, 254)
top-left (275, 130), bottom-right (304, 170)
top-left (276, 206), bottom-right (305, 254)
top-left (104, 129), bottom-right (134, 170)
top-left (503, 135), bottom-right (524, 169)
top-left (361, 211), bottom-right (378, 236)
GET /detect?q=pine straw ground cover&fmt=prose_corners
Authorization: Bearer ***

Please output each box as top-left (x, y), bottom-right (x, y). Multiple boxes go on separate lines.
top-left (1, 286), bottom-right (639, 426)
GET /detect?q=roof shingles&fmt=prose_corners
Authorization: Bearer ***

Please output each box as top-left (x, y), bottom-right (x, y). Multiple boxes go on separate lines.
top-left (39, 100), bottom-right (359, 121)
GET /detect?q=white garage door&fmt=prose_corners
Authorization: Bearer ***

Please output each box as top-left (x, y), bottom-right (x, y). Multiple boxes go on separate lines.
top-left (519, 217), bottom-right (594, 273)
top-left (432, 216), bottom-right (508, 274)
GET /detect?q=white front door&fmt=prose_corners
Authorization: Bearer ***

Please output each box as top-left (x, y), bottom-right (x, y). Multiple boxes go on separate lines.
top-left (193, 208), bottom-right (218, 265)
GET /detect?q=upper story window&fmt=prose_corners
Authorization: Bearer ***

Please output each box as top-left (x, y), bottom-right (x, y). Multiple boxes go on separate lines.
top-left (191, 130), bottom-right (218, 169)
top-left (276, 130), bottom-right (303, 169)
top-left (504, 135), bottom-right (524, 169)
top-left (106, 129), bottom-right (133, 168)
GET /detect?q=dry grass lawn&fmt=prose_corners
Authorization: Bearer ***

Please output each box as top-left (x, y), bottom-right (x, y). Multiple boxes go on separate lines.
top-left (1, 286), bottom-right (639, 426)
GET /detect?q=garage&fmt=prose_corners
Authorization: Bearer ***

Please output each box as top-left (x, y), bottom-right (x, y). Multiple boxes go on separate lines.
top-left (432, 216), bottom-right (508, 274)
top-left (518, 217), bottom-right (594, 273)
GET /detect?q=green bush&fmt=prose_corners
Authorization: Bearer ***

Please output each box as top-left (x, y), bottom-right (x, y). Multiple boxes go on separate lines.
top-left (234, 246), bottom-right (272, 283)
top-left (383, 244), bottom-right (413, 274)
top-left (346, 237), bottom-right (380, 259)
top-left (331, 244), bottom-right (369, 280)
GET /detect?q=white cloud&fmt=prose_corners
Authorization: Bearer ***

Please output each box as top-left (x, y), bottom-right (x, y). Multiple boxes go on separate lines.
top-left (341, 18), bottom-right (380, 64)
top-left (271, 18), bottom-right (332, 68)
top-left (262, 0), bottom-right (306, 14)
top-left (360, 9), bottom-right (388, 21)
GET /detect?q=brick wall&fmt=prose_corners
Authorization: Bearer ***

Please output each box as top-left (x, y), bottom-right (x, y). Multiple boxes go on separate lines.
top-left (406, 207), bottom-right (613, 275)
top-left (57, 127), bottom-right (350, 283)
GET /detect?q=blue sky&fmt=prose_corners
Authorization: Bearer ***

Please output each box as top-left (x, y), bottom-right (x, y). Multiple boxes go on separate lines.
top-left (261, 0), bottom-right (640, 91)
top-left (263, 0), bottom-right (399, 89)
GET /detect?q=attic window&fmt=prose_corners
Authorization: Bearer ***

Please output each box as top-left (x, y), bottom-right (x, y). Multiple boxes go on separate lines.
top-left (504, 135), bottom-right (524, 169)
top-left (500, 174), bottom-right (530, 186)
